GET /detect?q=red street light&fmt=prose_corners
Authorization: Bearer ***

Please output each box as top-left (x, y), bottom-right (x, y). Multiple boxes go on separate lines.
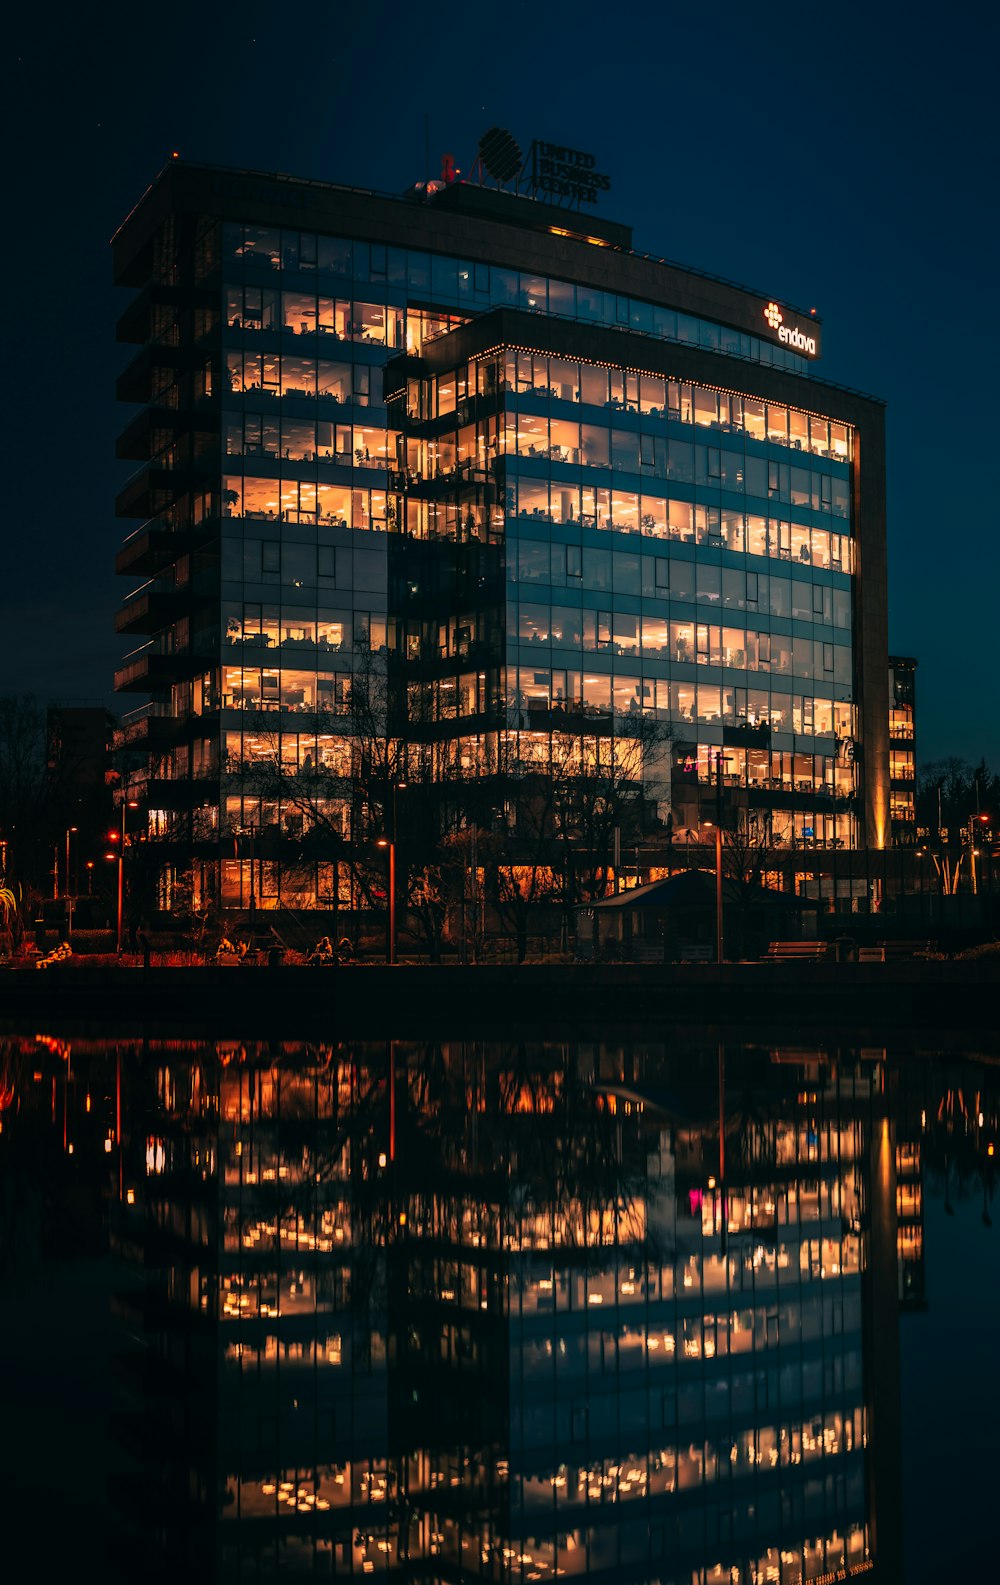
top-left (115, 799), bottom-right (141, 954)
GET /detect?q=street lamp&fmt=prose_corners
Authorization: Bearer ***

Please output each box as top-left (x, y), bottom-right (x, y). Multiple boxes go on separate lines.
top-left (233, 824), bottom-right (258, 931)
top-left (708, 750), bottom-right (733, 966)
top-left (376, 779), bottom-right (407, 965)
top-left (376, 837), bottom-right (396, 964)
top-left (65, 826), bottom-right (78, 940)
top-left (113, 800), bottom-right (140, 954)
top-left (967, 813), bottom-right (990, 896)
top-left (701, 819), bottom-right (724, 966)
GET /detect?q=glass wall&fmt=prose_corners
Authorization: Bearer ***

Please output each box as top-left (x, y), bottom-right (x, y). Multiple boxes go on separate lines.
top-left (395, 333), bottom-right (858, 849)
top-left (221, 222), bottom-right (815, 375)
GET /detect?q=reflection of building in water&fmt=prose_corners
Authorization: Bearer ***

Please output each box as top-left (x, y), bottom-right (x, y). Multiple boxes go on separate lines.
top-left (395, 1041), bottom-right (898, 1585)
top-left (108, 1038), bottom-right (900, 1583)
top-left (113, 1041), bottom-right (402, 1579)
top-left (894, 1135), bottom-right (926, 1312)
top-left (886, 1054), bottom-right (929, 1313)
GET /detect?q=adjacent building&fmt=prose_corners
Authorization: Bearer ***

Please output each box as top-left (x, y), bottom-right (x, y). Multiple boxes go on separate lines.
top-left (112, 158), bottom-right (890, 914)
top-left (887, 657), bottom-right (917, 844)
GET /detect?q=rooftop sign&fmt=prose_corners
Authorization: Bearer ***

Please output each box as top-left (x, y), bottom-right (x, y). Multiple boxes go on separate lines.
top-left (468, 128), bottom-right (613, 211)
top-left (529, 141), bottom-right (611, 207)
top-left (759, 299), bottom-right (821, 359)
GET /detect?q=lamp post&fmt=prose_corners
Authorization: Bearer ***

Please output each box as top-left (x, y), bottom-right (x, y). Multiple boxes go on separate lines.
top-left (115, 800), bottom-right (140, 954)
top-left (376, 837), bottom-right (396, 963)
top-left (702, 820), bottom-right (724, 966)
top-left (708, 750), bottom-right (732, 965)
top-left (376, 779), bottom-right (406, 965)
top-left (65, 826), bottom-right (77, 940)
top-left (231, 823), bottom-right (258, 930)
top-left (683, 828), bottom-right (695, 868)
top-left (968, 813), bottom-right (990, 897)
top-left (715, 820), bottom-right (723, 965)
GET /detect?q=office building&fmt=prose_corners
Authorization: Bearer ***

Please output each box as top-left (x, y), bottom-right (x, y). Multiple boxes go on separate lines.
top-left (112, 157), bottom-right (889, 914)
top-left (887, 657), bottom-right (917, 844)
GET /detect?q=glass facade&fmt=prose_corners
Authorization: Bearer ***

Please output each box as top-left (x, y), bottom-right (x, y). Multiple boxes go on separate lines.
top-left (112, 163), bottom-right (887, 912)
top-left (391, 331), bottom-right (858, 851)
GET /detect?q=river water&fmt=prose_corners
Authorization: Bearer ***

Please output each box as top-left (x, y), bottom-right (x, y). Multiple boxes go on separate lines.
top-left (0, 1026), bottom-right (996, 1583)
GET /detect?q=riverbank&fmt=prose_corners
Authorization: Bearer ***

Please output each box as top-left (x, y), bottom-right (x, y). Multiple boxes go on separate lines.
top-left (3, 959), bottom-right (999, 1043)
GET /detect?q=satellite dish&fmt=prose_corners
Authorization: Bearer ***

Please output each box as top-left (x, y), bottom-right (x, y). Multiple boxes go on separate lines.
top-left (478, 127), bottom-right (523, 185)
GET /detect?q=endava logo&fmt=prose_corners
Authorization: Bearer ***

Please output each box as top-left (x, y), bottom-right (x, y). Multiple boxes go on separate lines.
top-left (763, 300), bottom-right (816, 356)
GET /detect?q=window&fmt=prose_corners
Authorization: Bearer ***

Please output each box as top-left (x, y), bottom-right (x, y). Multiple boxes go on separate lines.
top-left (262, 542), bottom-right (280, 574)
top-left (567, 545), bottom-right (582, 579)
top-left (655, 558), bottom-right (669, 590)
top-left (318, 547), bottom-right (336, 582)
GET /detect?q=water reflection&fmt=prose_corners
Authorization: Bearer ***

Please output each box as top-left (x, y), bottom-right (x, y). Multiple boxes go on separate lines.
top-left (3, 1033), bottom-right (997, 1582)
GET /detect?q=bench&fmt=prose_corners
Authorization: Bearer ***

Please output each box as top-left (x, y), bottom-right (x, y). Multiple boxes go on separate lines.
top-left (861, 940), bottom-right (937, 963)
top-left (765, 941), bottom-right (830, 961)
top-left (883, 939), bottom-right (936, 959)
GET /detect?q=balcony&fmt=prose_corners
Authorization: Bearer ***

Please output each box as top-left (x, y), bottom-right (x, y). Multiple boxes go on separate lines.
top-left (116, 282), bottom-right (217, 346)
top-left (115, 341), bottom-right (191, 405)
top-left (116, 520), bottom-right (179, 578)
top-left (114, 584), bottom-right (192, 636)
top-left (145, 777), bottom-right (218, 811)
top-left (116, 461), bottom-right (201, 520)
top-left (116, 513), bottom-right (219, 578)
top-left (117, 405), bottom-right (219, 464)
top-left (113, 704), bottom-right (182, 750)
top-left (114, 647), bottom-right (208, 693)
top-left (115, 406), bottom-right (181, 463)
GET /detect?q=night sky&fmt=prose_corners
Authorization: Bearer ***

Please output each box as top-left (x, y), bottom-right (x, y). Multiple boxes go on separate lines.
top-left (7, 2), bottom-right (997, 767)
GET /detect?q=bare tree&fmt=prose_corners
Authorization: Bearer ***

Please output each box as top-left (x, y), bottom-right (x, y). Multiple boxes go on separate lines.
top-left (722, 809), bottom-right (782, 896)
top-left (0, 695), bottom-right (94, 908)
top-left (221, 645), bottom-right (396, 923)
top-left (555, 716), bottom-right (672, 906)
top-left (473, 717), bottom-right (672, 961)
